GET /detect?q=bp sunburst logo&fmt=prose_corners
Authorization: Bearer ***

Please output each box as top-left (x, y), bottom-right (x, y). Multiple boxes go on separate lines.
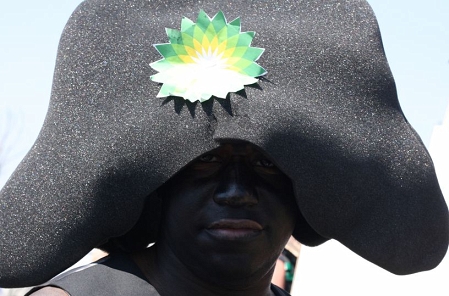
top-left (150, 10), bottom-right (266, 102)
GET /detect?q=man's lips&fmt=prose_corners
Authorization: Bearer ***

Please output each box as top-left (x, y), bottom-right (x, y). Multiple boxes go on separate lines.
top-left (206, 219), bottom-right (263, 240)
top-left (208, 219), bottom-right (263, 230)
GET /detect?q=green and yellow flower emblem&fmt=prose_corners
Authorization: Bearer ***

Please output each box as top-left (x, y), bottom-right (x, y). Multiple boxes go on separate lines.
top-left (150, 10), bottom-right (266, 102)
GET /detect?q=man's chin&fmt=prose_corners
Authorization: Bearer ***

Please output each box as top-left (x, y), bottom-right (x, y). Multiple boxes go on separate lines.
top-left (189, 252), bottom-right (276, 287)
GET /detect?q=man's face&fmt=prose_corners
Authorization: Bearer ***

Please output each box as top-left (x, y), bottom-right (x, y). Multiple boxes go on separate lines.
top-left (157, 142), bottom-right (298, 287)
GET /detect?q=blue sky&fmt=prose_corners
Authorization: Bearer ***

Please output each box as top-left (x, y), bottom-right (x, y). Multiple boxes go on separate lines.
top-left (369, 0), bottom-right (449, 143)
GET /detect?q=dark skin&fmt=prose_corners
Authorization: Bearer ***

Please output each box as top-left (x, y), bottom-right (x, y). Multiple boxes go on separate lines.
top-left (31, 142), bottom-right (298, 296)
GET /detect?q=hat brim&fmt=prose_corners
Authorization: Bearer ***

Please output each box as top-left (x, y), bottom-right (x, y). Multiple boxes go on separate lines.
top-left (0, 0), bottom-right (447, 287)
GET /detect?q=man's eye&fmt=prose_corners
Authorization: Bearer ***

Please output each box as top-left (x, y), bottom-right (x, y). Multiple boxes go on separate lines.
top-left (199, 154), bottom-right (220, 163)
top-left (255, 158), bottom-right (274, 168)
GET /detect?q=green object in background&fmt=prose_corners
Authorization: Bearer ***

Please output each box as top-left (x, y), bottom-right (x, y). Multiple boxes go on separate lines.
top-left (285, 261), bottom-right (294, 282)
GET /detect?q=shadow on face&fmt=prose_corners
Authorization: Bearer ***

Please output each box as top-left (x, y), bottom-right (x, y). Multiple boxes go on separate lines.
top-left (152, 141), bottom-right (299, 283)
top-left (101, 141), bottom-right (304, 259)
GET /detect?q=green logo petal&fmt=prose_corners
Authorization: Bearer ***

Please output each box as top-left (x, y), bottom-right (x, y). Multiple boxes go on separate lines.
top-left (150, 10), bottom-right (267, 103)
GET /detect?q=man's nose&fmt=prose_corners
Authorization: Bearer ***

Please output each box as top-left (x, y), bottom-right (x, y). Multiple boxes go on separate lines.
top-left (213, 163), bottom-right (258, 207)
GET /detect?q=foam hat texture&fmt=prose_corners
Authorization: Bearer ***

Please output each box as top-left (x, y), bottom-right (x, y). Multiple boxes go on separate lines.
top-left (1, 0), bottom-right (448, 288)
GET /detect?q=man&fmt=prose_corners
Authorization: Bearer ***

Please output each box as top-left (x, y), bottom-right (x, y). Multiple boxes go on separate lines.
top-left (1, 0), bottom-right (448, 294)
top-left (29, 142), bottom-right (297, 295)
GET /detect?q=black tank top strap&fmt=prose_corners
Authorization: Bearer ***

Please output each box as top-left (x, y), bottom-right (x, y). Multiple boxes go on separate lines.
top-left (26, 253), bottom-right (160, 296)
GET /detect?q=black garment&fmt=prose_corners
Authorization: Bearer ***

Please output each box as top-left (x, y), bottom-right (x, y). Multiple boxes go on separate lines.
top-left (26, 253), bottom-right (290, 296)
top-left (26, 253), bottom-right (159, 296)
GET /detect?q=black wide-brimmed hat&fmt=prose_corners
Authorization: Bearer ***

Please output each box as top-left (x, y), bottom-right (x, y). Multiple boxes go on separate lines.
top-left (1, 0), bottom-right (448, 288)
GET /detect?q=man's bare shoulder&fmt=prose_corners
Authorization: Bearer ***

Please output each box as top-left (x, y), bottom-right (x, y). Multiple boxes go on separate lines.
top-left (28, 286), bottom-right (69, 296)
